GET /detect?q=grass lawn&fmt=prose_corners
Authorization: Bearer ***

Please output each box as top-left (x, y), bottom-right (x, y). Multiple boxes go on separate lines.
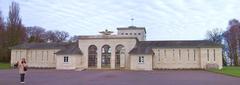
top-left (0, 62), bottom-right (11, 69)
top-left (208, 66), bottom-right (240, 77)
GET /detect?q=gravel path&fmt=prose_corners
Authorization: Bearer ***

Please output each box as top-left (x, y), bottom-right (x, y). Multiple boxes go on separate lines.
top-left (0, 69), bottom-right (240, 85)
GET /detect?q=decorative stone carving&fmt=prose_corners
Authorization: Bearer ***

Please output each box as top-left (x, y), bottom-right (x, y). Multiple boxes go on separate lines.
top-left (99, 29), bottom-right (113, 35)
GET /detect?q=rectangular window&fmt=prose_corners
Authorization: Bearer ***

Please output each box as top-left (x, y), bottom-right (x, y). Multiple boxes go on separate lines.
top-left (31, 51), bottom-right (33, 61)
top-left (158, 49), bottom-right (160, 61)
top-left (179, 49), bottom-right (181, 60)
top-left (121, 33), bottom-right (124, 35)
top-left (173, 49), bottom-right (175, 57)
top-left (46, 51), bottom-right (48, 61)
top-left (35, 50), bottom-right (37, 62)
top-left (130, 33), bottom-right (132, 35)
top-left (172, 49), bottom-right (175, 61)
top-left (134, 33), bottom-right (137, 35)
top-left (20, 51), bottom-right (22, 59)
top-left (125, 33), bottom-right (128, 35)
top-left (164, 49), bottom-right (166, 57)
top-left (158, 53), bottom-right (161, 61)
top-left (15, 51), bottom-right (18, 61)
top-left (64, 56), bottom-right (69, 62)
top-left (213, 49), bottom-right (216, 61)
top-left (138, 33), bottom-right (141, 35)
top-left (15, 51), bottom-right (18, 57)
top-left (194, 49), bottom-right (196, 61)
top-left (158, 53), bottom-right (160, 61)
top-left (53, 51), bottom-right (56, 61)
top-left (187, 49), bottom-right (190, 61)
top-left (207, 49), bottom-right (209, 61)
top-left (42, 51), bottom-right (44, 61)
top-left (138, 56), bottom-right (144, 63)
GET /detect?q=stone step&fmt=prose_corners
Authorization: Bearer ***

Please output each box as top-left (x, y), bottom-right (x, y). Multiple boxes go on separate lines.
top-left (75, 67), bottom-right (86, 71)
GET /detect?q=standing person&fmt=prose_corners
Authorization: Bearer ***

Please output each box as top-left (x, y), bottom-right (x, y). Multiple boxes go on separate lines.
top-left (17, 58), bottom-right (28, 84)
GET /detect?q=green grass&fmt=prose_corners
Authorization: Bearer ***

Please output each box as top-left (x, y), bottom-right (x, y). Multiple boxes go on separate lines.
top-left (0, 62), bottom-right (11, 69)
top-left (208, 66), bottom-right (240, 77)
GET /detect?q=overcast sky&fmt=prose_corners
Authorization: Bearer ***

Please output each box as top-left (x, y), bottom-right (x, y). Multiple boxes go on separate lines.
top-left (0, 0), bottom-right (239, 40)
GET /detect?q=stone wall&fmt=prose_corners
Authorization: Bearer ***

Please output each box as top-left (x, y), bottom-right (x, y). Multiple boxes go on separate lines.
top-left (152, 48), bottom-right (201, 69)
top-left (200, 48), bottom-right (222, 69)
top-left (56, 54), bottom-right (82, 70)
top-left (130, 54), bottom-right (152, 70)
top-left (10, 42), bottom-right (223, 70)
top-left (152, 47), bottom-right (222, 69)
top-left (11, 49), bottom-right (60, 68)
top-left (11, 49), bottom-right (27, 65)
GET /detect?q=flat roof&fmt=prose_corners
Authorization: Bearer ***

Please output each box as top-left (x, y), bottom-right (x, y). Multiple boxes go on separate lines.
top-left (78, 35), bottom-right (138, 39)
top-left (117, 26), bottom-right (146, 33)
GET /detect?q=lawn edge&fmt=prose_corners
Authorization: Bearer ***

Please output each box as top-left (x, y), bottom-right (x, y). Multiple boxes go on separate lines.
top-left (206, 69), bottom-right (240, 78)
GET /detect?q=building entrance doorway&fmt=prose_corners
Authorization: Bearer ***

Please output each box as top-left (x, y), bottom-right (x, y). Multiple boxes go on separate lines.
top-left (88, 45), bottom-right (97, 67)
top-left (101, 45), bottom-right (111, 68)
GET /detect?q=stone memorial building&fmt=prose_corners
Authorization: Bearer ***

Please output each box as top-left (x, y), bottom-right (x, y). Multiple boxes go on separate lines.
top-left (10, 26), bottom-right (223, 70)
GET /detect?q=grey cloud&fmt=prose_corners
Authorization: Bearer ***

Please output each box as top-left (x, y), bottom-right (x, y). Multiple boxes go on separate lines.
top-left (0, 0), bottom-right (240, 40)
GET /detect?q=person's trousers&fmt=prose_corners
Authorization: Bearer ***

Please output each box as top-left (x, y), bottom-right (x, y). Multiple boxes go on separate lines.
top-left (20, 73), bottom-right (25, 82)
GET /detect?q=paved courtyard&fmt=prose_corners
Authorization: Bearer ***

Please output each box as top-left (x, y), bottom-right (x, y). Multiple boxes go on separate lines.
top-left (0, 69), bottom-right (240, 85)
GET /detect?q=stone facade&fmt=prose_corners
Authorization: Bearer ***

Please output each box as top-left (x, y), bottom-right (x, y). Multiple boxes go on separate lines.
top-left (10, 26), bottom-right (223, 70)
top-left (56, 55), bottom-right (82, 70)
top-left (11, 49), bottom-right (59, 68)
top-left (117, 26), bottom-right (146, 41)
top-left (152, 48), bottom-right (222, 69)
top-left (130, 54), bottom-right (153, 70)
top-left (78, 36), bottom-right (137, 69)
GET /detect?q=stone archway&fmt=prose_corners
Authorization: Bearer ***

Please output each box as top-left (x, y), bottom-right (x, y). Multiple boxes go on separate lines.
top-left (101, 45), bottom-right (111, 68)
top-left (115, 44), bottom-right (125, 68)
top-left (88, 45), bottom-right (97, 68)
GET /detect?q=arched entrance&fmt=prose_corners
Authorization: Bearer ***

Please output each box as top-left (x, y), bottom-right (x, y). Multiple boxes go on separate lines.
top-left (115, 45), bottom-right (125, 68)
top-left (101, 45), bottom-right (111, 68)
top-left (88, 45), bottom-right (97, 68)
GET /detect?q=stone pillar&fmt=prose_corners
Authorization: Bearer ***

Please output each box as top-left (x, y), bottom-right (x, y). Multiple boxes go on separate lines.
top-left (120, 49), bottom-right (125, 68)
top-left (120, 54), bottom-right (125, 68)
top-left (85, 49), bottom-right (88, 68)
top-left (111, 46), bottom-right (115, 69)
top-left (97, 46), bottom-right (101, 69)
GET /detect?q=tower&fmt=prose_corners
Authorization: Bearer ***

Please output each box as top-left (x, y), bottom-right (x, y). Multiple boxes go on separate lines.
top-left (117, 26), bottom-right (146, 41)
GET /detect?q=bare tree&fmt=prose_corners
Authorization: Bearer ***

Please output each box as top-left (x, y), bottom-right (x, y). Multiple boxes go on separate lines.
top-left (224, 31), bottom-right (233, 65)
top-left (5, 1), bottom-right (26, 61)
top-left (0, 11), bottom-right (5, 47)
top-left (206, 28), bottom-right (223, 44)
top-left (26, 26), bottom-right (46, 43)
top-left (0, 10), bottom-right (6, 62)
top-left (55, 31), bottom-right (69, 42)
top-left (6, 1), bottom-right (26, 46)
top-left (228, 19), bottom-right (239, 27)
top-left (44, 30), bottom-right (69, 42)
top-left (69, 35), bottom-right (79, 42)
top-left (224, 19), bottom-right (240, 66)
top-left (44, 30), bottom-right (56, 42)
top-left (206, 28), bottom-right (227, 66)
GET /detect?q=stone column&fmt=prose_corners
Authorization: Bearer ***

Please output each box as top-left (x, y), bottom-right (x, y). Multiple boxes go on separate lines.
top-left (120, 54), bottom-right (125, 68)
top-left (120, 49), bottom-right (125, 68)
top-left (97, 46), bottom-right (101, 69)
top-left (84, 49), bottom-right (88, 68)
top-left (111, 46), bottom-right (115, 69)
